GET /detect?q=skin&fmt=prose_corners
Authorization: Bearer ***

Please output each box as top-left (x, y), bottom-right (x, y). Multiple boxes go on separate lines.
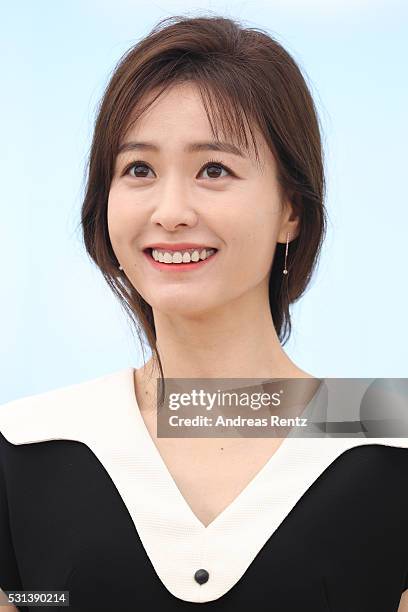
top-left (400, 592), bottom-right (408, 611)
top-left (108, 81), bottom-right (311, 386)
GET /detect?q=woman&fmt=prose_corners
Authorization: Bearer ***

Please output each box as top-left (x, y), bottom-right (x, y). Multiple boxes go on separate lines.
top-left (1, 14), bottom-right (407, 612)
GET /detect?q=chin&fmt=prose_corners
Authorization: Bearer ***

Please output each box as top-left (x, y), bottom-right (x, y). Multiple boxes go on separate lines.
top-left (151, 296), bottom-right (219, 318)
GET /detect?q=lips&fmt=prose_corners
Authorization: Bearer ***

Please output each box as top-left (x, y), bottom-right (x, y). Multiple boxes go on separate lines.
top-left (143, 243), bottom-right (218, 252)
top-left (143, 247), bottom-right (218, 255)
top-left (143, 247), bottom-right (219, 270)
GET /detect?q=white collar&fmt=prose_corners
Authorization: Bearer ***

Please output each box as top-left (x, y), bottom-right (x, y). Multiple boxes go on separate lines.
top-left (1, 367), bottom-right (407, 603)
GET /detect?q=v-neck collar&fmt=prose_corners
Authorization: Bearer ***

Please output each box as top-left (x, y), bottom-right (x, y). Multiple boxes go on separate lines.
top-left (1, 367), bottom-right (407, 603)
top-left (131, 370), bottom-right (328, 532)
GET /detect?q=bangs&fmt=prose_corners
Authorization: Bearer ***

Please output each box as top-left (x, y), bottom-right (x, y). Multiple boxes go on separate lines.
top-left (117, 73), bottom-right (264, 171)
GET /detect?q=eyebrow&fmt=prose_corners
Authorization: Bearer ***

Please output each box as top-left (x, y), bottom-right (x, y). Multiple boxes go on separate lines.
top-left (116, 140), bottom-right (246, 158)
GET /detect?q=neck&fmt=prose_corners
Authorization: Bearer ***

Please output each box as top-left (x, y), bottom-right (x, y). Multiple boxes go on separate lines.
top-left (139, 287), bottom-right (313, 385)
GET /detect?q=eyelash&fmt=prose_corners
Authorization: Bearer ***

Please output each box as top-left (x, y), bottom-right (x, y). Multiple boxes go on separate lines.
top-left (122, 158), bottom-right (234, 180)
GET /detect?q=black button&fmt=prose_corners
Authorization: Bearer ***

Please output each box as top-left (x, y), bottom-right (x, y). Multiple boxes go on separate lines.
top-left (194, 569), bottom-right (209, 584)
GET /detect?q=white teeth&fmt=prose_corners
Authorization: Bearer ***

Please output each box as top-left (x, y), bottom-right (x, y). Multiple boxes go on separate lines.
top-left (151, 248), bottom-right (216, 264)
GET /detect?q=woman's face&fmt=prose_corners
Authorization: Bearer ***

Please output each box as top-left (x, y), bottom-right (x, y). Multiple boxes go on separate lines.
top-left (108, 82), bottom-right (296, 317)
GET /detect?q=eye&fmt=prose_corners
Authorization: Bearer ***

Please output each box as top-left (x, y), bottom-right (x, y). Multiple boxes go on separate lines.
top-left (124, 162), bottom-right (154, 179)
top-left (198, 159), bottom-right (233, 180)
top-left (122, 158), bottom-right (234, 180)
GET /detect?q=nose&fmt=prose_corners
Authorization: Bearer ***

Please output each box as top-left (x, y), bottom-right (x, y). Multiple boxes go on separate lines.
top-left (150, 185), bottom-right (198, 231)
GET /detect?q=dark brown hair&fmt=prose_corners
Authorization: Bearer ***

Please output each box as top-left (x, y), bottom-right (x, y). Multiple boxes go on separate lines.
top-left (80, 14), bottom-right (327, 404)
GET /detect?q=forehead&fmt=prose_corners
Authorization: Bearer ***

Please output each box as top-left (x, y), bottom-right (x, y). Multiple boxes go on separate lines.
top-left (119, 82), bottom-right (272, 168)
top-left (125, 82), bottom-right (222, 137)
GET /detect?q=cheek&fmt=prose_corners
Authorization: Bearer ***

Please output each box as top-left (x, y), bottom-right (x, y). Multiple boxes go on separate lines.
top-left (224, 210), bottom-right (278, 283)
top-left (107, 192), bottom-right (124, 245)
top-left (107, 188), bottom-right (141, 245)
top-left (245, 199), bottom-right (281, 254)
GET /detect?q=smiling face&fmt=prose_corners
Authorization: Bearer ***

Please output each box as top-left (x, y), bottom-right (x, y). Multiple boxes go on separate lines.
top-left (107, 81), bottom-right (298, 317)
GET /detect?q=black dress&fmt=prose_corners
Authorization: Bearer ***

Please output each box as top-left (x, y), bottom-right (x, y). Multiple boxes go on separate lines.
top-left (1, 367), bottom-right (407, 611)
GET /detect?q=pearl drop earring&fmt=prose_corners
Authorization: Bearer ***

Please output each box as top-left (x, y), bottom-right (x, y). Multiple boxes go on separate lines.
top-left (118, 265), bottom-right (123, 270)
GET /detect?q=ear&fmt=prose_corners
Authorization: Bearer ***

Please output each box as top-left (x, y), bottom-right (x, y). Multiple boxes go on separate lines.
top-left (277, 191), bottom-right (301, 243)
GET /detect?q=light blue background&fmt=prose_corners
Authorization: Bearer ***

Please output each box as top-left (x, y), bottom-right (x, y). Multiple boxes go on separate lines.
top-left (1, 0), bottom-right (407, 401)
